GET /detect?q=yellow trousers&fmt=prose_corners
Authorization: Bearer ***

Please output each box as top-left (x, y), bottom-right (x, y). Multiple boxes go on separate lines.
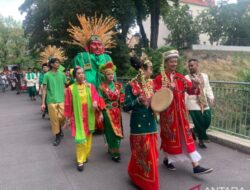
top-left (47, 103), bottom-right (65, 135)
top-left (76, 135), bottom-right (93, 164)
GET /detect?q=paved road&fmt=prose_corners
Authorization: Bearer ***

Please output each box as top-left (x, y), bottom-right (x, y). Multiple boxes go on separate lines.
top-left (0, 90), bottom-right (250, 190)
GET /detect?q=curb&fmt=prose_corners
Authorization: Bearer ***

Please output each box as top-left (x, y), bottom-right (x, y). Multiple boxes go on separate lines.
top-left (207, 130), bottom-right (250, 155)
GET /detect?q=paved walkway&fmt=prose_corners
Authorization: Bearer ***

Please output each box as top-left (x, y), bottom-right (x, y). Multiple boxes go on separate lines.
top-left (0, 90), bottom-right (250, 190)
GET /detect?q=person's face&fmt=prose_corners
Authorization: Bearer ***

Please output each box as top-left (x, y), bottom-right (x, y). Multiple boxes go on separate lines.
top-left (33, 69), bottom-right (37, 73)
top-left (51, 60), bottom-right (60, 70)
top-left (164, 57), bottom-right (178, 72)
top-left (43, 66), bottom-right (49, 73)
top-left (143, 66), bottom-right (153, 78)
top-left (28, 69), bottom-right (31, 73)
top-left (65, 71), bottom-right (70, 77)
top-left (188, 61), bottom-right (198, 74)
top-left (76, 68), bottom-right (85, 83)
top-left (105, 72), bottom-right (114, 82)
top-left (89, 40), bottom-right (104, 55)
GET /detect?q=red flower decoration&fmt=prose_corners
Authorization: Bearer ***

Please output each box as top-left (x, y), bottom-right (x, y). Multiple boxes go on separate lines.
top-left (106, 62), bottom-right (113, 69)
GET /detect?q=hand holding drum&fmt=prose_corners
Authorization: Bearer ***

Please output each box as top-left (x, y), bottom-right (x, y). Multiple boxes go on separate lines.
top-left (151, 88), bottom-right (173, 113)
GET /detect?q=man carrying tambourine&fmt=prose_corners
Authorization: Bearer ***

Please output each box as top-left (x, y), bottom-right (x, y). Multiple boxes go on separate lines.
top-left (153, 50), bottom-right (213, 175)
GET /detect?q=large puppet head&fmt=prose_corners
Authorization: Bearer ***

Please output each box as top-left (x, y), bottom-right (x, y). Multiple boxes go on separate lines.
top-left (67, 14), bottom-right (117, 54)
top-left (39, 45), bottom-right (66, 65)
top-left (88, 35), bottom-right (104, 55)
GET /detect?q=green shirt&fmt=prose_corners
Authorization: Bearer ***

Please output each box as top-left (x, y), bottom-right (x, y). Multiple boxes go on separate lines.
top-left (43, 71), bottom-right (66, 104)
top-left (123, 83), bottom-right (157, 135)
top-left (39, 72), bottom-right (45, 85)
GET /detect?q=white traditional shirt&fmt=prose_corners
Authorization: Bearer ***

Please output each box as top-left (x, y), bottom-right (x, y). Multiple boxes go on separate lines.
top-left (185, 73), bottom-right (214, 110)
top-left (25, 72), bottom-right (37, 87)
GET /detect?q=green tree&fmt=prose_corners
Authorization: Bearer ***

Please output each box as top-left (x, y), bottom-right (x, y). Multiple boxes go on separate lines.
top-left (163, 5), bottom-right (200, 49)
top-left (0, 15), bottom-right (33, 68)
top-left (19, 0), bottom-right (137, 75)
top-left (197, 0), bottom-right (250, 46)
top-left (196, 6), bottom-right (224, 45)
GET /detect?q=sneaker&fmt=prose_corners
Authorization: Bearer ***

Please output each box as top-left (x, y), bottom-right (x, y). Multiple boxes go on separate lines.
top-left (112, 156), bottom-right (121, 163)
top-left (198, 142), bottom-right (207, 149)
top-left (77, 163), bottom-right (84, 172)
top-left (193, 166), bottom-right (213, 175)
top-left (163, 159), bottom-right (176, 171)
top-left (53, 135), bottom-right (61, 146)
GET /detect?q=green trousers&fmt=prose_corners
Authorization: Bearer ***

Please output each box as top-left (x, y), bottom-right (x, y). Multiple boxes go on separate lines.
top-left (28, 86), bottom-right (36, 97)
top-left (103, 110), bottom-right (121, 157)
top-left (189, 109), bottom-right (211, 141)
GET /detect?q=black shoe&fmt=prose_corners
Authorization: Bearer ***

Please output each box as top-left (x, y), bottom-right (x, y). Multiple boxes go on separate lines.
top-left (16, 92), bottom-right (20, 95)
top-left (198, 142), bottom-right (207, 149)
top-left (163, 159), bottom-right (176, 171)
top-left (77, 163), bottom-right (84, 172)
top-left (112, 156), bottom-right (121, 163)
top-left (42, 113), bottom-right (45, 119)
top-left (193, 165), bottom-right (213, 175)
top-left (53, 135), bottom-right (61, 146)
top-left (59, 131), bottom-right (64, 138)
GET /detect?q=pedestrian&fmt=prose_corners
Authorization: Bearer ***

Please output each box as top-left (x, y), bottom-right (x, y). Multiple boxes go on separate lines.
top-left (14, 67), bottom-right (22, 95)
top-left (185, 58), bottom-right (214, 149)
top-left (124, 56), bottom-right (159, 190)
top-left (99, 62), bottom-right (124, 162)
top-left (64, 67), bottom-right (99, 171)
top-left (39, 63), bottom-right (49, 118)
top-left (154, 50), bottom-right (213, 175)
top-left (41, 58), bottom-right (66, 146)
top-left (25, 68), bottom-right (37, 101)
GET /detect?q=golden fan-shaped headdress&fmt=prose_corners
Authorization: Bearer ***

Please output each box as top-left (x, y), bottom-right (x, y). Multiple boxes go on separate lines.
top-left (39, 45), bottom-right (66, 64)
top-left (67, 14), bottom-right (117, 49)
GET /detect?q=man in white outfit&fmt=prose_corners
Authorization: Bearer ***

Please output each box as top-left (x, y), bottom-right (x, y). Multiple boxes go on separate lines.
top-left (185, 58), bottom-right (214, 149)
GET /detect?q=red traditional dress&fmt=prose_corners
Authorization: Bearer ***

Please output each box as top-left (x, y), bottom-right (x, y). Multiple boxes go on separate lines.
top-left (124, 78), bottom-right (159, 190)
top-left (99, 81), bottom-right (124, 158)
top-left (154, 71), bottom-right (201, 163)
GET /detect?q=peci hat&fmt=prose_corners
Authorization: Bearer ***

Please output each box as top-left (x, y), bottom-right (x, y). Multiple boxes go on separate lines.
top-left (163, 50), bottom-right (179, 61)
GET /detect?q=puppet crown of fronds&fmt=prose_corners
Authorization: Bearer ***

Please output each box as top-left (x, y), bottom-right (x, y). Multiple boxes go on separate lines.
top-left (67, 14), bottom-right (117, 49)
top-left (39, 45), bottom-right (66, 64)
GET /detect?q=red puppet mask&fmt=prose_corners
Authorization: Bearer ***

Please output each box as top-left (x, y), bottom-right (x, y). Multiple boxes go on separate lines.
top-left (89, 40), bottom-right (104, 55)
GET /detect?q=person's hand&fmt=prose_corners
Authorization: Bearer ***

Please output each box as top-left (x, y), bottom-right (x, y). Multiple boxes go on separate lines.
top-left (41, 104), bottom-right (46, 112)
top-left (192, 76), bottom-right (201, 86)
top-left (63, 118), bottom-right (71, 129)
top-left (169, 82), bottom-right (176, 90)
top-left (138, 95), bottom-right (150, 107)
top-left (209, 99), bottom-right (215, 107)
top-left (93, 101), bottom-right (98, 110)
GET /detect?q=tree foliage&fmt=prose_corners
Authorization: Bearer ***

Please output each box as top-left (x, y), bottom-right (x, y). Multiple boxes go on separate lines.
top-left (0, 15), bottom-right (34, 68)
top-left (197, 0), bottom-right (250, 46)
top-left (19, 0), bottom-right (137, 75)
top-left (162, 5), bottom-right (200, 49)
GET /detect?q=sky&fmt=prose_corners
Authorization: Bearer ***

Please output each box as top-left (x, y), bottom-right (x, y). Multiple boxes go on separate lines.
top-left (0, 0), bottom-right (26, 21)
top-left (0, 0), bottom-right (238, 22)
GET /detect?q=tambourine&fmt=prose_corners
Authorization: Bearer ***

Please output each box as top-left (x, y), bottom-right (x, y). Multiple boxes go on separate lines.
top-left (151, 88), bottom-right (173, 112)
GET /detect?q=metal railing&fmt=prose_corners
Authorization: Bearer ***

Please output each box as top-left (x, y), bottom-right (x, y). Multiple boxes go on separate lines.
top-left (118, 77), bottom-right (250, 139)
top-left (210, 81), bottom-right (250, 139)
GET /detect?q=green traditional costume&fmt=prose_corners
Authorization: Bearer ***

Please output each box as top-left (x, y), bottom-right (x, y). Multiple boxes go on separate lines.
top-left (99, 62), bottom-right (124, 161)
